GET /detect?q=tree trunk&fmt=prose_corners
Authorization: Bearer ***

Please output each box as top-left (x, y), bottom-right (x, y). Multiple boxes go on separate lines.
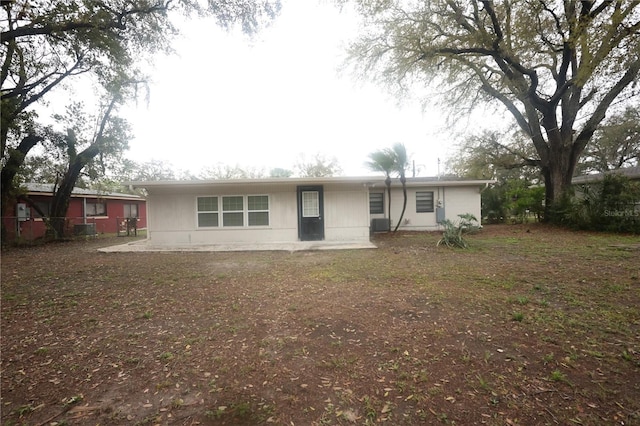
top-left (49, 144), bottom-right (101, 238)
top-left (49, 175), bottom-right (76, 239)
top-left (393, 175), bottom-right (408, 232)
top-left (0, 133), bottom-right (42, 241)
top-left (48, 96), bottom-right (117, 238)
top-left (539, 123), bottom-right (582, 221)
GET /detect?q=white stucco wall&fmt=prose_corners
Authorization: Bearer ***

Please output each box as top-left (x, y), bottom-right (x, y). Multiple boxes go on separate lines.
top-left (145, 181), bottom-right (370, 244)
top-left (323, 184), bottom-right (371, 241)
top-left (371, 185), bottom-right (484, 231)
top-left (138, 178), bottom-right (488, 244)
top-left (441, 186), bottom-right (483, 224)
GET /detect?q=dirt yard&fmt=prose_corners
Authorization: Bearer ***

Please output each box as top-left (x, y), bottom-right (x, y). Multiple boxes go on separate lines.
top-left (1, 224), bottom-right (639, 425)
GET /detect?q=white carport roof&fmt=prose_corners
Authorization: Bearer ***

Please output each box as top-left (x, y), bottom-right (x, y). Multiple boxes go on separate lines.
top-left (126, 176), bottom-right (495, 193)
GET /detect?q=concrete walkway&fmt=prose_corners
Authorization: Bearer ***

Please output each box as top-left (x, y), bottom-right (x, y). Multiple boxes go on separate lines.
top-left (98, 239), bottom-right (377, 253)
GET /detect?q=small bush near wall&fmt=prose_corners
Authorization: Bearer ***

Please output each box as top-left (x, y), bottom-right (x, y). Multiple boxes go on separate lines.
top-left (437, 213), bottom-right (480, 249)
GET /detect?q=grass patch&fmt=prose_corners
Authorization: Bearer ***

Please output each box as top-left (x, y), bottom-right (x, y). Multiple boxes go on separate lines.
top-left (512, 312), bottom-right (524, 322)
top-left (34, 346), bottom-right (49, 355)
top-left (549, 370), bottom-right (567, 382)
top-left (159, 351), bottom-right (174, 361)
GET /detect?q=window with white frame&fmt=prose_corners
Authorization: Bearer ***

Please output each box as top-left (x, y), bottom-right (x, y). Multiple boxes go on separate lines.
top-left (222, 196), bottom-right (244, 227)
top-left (124, 203), bottom-right (139, 218)
top-left (369, 192), bottom-right (384, 214)
top-left (416, 191), bottom-right (435, 213)
top-left (248, 195), bottom-right (269, 226)
top-left (86, 200), bottom-right (107, 216)
top-left (197, 195), bottom-right (270, 228)
top-left (197, 196), bottom-right (219, 227)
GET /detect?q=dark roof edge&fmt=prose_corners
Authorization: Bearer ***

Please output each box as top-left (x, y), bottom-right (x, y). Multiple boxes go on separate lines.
top-left (21, 183), bottom-right (143, 200)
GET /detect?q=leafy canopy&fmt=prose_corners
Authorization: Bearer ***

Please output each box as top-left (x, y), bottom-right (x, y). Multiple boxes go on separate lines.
top-left (347, 0), bottom-right (640, 214)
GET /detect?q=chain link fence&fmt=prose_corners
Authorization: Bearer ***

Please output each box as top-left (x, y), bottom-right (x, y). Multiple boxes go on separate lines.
top-left (2, 216), bottom-right (142, 243)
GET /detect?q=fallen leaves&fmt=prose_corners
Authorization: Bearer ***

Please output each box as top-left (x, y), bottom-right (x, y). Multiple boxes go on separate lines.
top-left (2, 228), bottom-right (640, 425)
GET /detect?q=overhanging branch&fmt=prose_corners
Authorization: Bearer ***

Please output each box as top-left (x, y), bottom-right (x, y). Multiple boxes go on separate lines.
top-left (0, 2), bottom-right (171, 43)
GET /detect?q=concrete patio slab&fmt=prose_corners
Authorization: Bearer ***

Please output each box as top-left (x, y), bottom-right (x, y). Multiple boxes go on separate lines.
top-left (98, 239), bottom-right (377, 253)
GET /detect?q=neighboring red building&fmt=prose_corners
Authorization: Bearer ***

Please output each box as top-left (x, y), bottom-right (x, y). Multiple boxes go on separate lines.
top-left (2, 183), bottom-right (147, 242)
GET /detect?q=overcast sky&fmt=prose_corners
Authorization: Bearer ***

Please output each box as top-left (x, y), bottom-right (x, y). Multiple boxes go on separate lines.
top-left (118, 1), bottom-right (483, 177)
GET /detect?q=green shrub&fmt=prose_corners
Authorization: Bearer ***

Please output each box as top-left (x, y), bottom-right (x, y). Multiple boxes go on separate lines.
top-left (563, 175), bottom-right (640, 233)
top-left (437, 213), bottom-right (480, 249)
top-left (506, 185), bottom-right (545, 223)
top-left (482, 186), bottom-right (508, 224)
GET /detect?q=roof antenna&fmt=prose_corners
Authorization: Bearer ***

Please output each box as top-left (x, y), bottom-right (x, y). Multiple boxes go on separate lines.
top-left (437, 158), bottom-right (441, 179)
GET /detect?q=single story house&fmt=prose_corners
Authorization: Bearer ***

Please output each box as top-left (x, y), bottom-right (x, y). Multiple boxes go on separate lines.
top-left (128, 176), bottom-right (491, 246)
top-left (2, 183), bottom-right (147, 241)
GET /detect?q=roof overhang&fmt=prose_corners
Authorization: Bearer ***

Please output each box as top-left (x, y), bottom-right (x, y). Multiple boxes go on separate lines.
top-left (572, 166), bottom-right (640, 184)
top-left (127, 176), bottom-right (496, 194)
top-left (21, 183), bottom-right (144, 200)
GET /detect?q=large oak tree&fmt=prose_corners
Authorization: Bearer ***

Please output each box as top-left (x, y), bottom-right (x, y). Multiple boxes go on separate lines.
top-left (347, 0), bottom-right (640, 219)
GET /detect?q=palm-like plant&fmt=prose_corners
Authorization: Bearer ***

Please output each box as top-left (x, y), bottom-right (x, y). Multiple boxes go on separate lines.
top-left (390, 143), bottom-right (409, 232)
top-left (366, 143), bottom-right (410, 232)
top-left (365, 150), bottom-right (395, 226)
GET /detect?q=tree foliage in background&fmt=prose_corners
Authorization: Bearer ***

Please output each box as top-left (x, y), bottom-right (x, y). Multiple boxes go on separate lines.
top-left (448, 129), bottom-right (544, 223)
top-left (269, 167), bottom-right (294, 178)
top-left (481, 182), bottom-right (545, 224)
top-left (447, 129), bottom-right (541, 182)
top-left (114, 159), bottom-right (180, 182)
top-left (294, 153), bottom-right (343, 178)
top-left (1, 0), bottom-right (280, 238)
top-left (449, 108), bottom-right (638, 225)
top-left (563, 175), bottom-right (640, 233)
top-left (200, 163), bottom-right (266, 179)
top-left (577, 106), bottom-right (640, 174)
top-left (348, 0), bottom-right (640, 221)
top-left (48, 99), bottom-right (131, 237)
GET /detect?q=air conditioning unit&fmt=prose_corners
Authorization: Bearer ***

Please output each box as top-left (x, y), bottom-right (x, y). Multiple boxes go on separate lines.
top-left (371, 218), bottom-right (390, 232)
top-left (74, 223), bottom-right (96, 236)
